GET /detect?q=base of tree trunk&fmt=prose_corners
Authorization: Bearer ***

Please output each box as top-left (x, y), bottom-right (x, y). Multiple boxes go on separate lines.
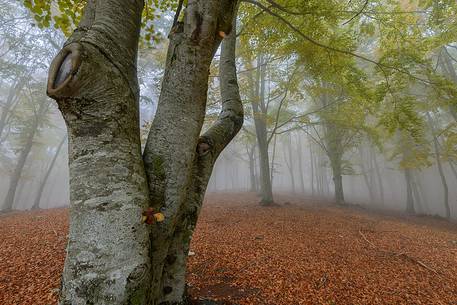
top-left (259, 200), bottom-right (280, 207)
top-left (161, 299), bottom-right (229, 305)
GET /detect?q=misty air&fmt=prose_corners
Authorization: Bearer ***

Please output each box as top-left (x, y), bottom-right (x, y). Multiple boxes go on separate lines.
top-left (0, 1), bottom-right (456, 304)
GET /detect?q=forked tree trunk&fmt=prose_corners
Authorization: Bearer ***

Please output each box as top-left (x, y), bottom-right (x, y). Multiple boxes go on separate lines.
top-left (48, 1), bottom-right (239, 303)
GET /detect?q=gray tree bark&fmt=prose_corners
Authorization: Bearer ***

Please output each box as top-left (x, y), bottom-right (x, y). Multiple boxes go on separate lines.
top-left (250, 55), bottom-right (274, 204)
top-left (47, 1), bottom-right (239, 303)
top-left (47, 1), bottom-right (154, 303)
top-left (149, 8), bottom-right (242, 303)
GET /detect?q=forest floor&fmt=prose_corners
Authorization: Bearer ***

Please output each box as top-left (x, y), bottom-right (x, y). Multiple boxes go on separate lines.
top-left (0, 193), bottom-right (456, 305)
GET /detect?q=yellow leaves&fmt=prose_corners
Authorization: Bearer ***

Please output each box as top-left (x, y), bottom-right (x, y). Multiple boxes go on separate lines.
top-left (153, 212), bottom-right (165, 222)
top-left (141, 208), bottom-right (165, 225)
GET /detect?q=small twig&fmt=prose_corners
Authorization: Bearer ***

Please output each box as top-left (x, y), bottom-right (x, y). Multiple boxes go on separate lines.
top-left (358, 229), bottom-right (439, 275)
top-left (358, 229), bottom-right (376, 248)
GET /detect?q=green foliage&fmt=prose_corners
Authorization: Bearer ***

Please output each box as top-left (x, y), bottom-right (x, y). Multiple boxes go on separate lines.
top-left (23, 0), bottom-right (176, 43)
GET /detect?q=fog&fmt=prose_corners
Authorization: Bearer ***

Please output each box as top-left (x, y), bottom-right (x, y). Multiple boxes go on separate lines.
top-left (1, 0), bottom-right (456, 220)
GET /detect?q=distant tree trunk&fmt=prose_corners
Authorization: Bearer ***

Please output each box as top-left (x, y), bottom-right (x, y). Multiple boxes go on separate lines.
top-left (270, 133), bottom-right (277, 186)
top-left (330, 158), bottom-right (345, 204)
top-left (404, 168), bottom-right (415, 214)
top-left (249, 55), bottom-right (274, 205)
top-left (448, 160), bottom-right (457, 182)
top-left (2, 100), bottom-right (49, 211)
top-left (297, 134), bottom-right (305, 194)
top-left (309, 142), bottom-right (315, 196)
top-left (427, 113), bottom-right (451, 218)
top-left (371, 148), bottom-right (385, 205)
top-left (282, 134), bottom-right (296, 193)
top-left (248, 144), bottom-right (257, 192)
top-left (32, 134), bottom-right (67, 210)
top-left (326, 128), bottom-right (345, 203)
top-left (410, 171), bottom-right (425, 213)
top-left (358, 147), bottom-right (375, 204)
top-left (440, 47), bottom-right (457, 120)
top-left (0, 75), bottom-right (27, 144)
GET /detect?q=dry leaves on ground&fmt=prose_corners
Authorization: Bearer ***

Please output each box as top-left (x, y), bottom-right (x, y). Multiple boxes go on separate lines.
top-left (1, 193), bottom-right (457, 305)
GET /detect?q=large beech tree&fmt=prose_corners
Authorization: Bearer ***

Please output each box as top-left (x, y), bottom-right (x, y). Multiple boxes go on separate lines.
top-left (45, 0), bottom-right (242, 304)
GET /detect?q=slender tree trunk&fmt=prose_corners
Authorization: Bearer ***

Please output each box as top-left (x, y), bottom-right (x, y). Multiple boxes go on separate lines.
top-left (2, 100), bottom-right (48, 211)
top-left (439, 48), bottom-right (457, 120)
top-left (250, 55), bottom-right (273, 205)
top-left (270, 133), bottom-right (277, 186)
top-left (309, 142), bottom-right (315, 196)
top-left (285, 134), bottom-right (296, 193)
top-left (358, 147), bottom-right (375, 204)
top-left (153, 10), bottom-right (242, 304)
top-left (0, 75), bottom-right (27, 143)
top-left (297, 134), bottom-right (305, 194)
top-left (371, 148), bottom-right (384, 205)
top-left (248, 144), bottom-right (257, 192)
top-left (427, 113), bottom-right (451, 218)
top-left (410, 171), bottom-right (425, 213)
top-left (32, 134), bottom-right (67, 210)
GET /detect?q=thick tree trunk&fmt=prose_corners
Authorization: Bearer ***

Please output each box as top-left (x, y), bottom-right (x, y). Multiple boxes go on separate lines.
top-left (32, 134), bottom-right (67, 210)
top-left (47, 1), bottom-right (152, 304)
